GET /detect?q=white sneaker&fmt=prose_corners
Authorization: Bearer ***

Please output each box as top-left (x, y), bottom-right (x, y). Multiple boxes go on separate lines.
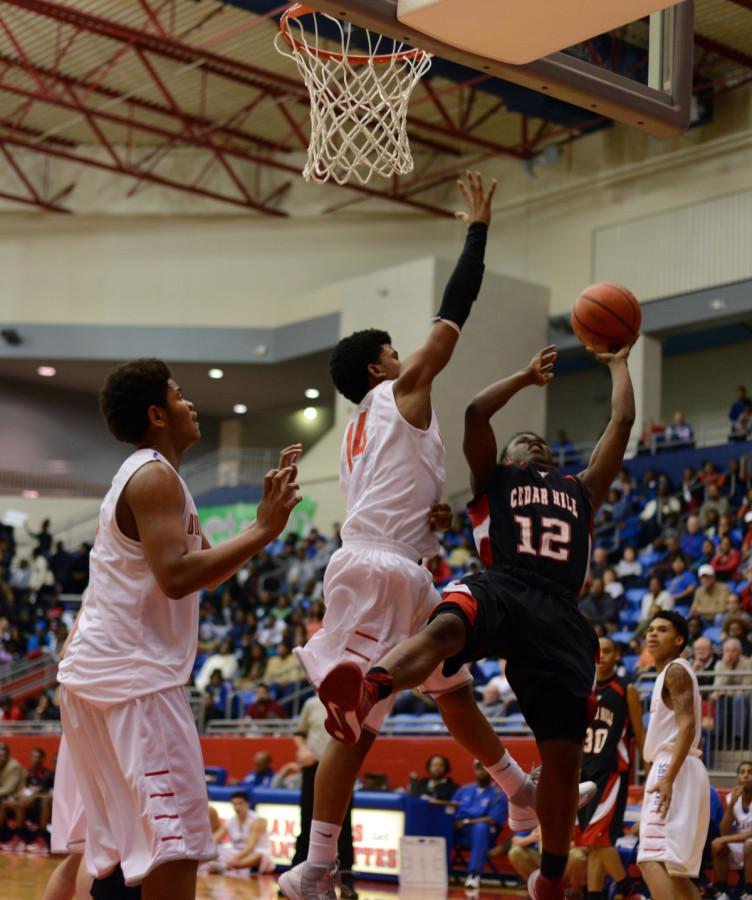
top-left (508, 774), bottom-right (598, 832)
top-left (713, 893), bottom-right (731, 900)
top-left (464, 874), bottom-right (480, 890)
top-left (278, 862), bottom-right (338, 900)
top-left (737, 893), bottom-right (751, 900)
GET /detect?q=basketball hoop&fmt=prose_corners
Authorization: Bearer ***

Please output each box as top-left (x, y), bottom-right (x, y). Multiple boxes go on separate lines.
top-left (275, 4), bottom-right (432, 186)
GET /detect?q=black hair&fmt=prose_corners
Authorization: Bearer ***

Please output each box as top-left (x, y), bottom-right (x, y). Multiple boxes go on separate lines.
top-left (100, 358), bottom-right (172, 444)
top-left (737, 760), bottom-right (752, 773)
top-left (499, 431), bottom-right (545, 462)
top-left (649, 610), bottom-right (689, 651)
top-left (230, 790), bottom-right (250, 803)
top-left (329, 329), bottom-right (392, 404)
top-left (425, 753), bottom-right (451, 774)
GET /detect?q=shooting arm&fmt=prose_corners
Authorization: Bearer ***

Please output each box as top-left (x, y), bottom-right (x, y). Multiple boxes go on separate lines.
top-left (580, 348), bottom-right (636, 511)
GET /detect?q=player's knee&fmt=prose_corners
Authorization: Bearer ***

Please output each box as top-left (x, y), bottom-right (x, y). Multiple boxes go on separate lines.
top-left (711, 837), bottom-right (727, 854)
top-left (743, 839), bottom-right (752, 859)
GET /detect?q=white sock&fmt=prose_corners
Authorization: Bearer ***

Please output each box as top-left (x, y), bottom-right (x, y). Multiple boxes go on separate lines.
top-left (485, 751), bottom-right (531, 803)
top-left (308, 820), bottom-right (341, 865)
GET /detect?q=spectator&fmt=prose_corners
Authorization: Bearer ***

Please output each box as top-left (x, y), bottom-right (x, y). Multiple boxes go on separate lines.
top-left (640, 576), bottom-right (674, 621)
top-left (724, 618), bottom-right (752, 657)
top-left (195, 639), bottom-right (238, 692)
top-left (681, 466), bottom-right (704, 511)
top-left (257, 614), bottom-right (286, 648)
top-left (50, 541), bottom-right (72, 590)
top-left (238, 641), bottom-right (267, 687)
top-left (579, 578), bottom-right (620, 634)
top-left (0, 743), bottom-right (24, 807)
top-left (410, 755), bottom-right (458, 803)
top-left (0, 746), bottom-right (53, 851)
top-left (25, 519), bottom-right (53, 557)
top-left (447, 538), bottom-right (475, 570)
top-left (665, 411), bottom-right (694, 446)
top-left (729, 386), bottom-right (748, 423)
top-left (690, 565), bottom-right (733, 623)
top-left (730, 400), bottom-right (752, 441)
top-left (478, 683), bottom-right (507, 718)
top-left (271, 761), bottom-right (303, 790)
top-left (507, 826), bottom-right (587, 892)
top-left (9, 559), bottom-right (31, 600)
top-left (638, 419), bottom-right (665, 454)
top-left (28, 693), bottom-right (59, 722)
top-left (244, 684), bottom-right (288, 720)
top-left (690, 636), bottom-right (717, 686)
top-left (485, 661), bottom-right (517, 713)
top-left (681, 515), bottom-right (705, 561)
top-left (711, 639), bottom-right (752, 749)
top-left (0, 695), bottom-right (22, 722)
top-left (65, 542), bottom-right (90, 594)
top-left (712, 537), bottom-right (742, 582)
top-left (615, 546), bottom-right (642, 585)
top-left (551, 429), bottom-right (575, 463)
top-left (452, 760), bottom-right (508, 890)
top-left (204, 669), bottom-right (232, 724)
top-left (263, 642), bottom-right (305, 689)
top-left (242, 751), bottom-right (275, 789)
top-left (723, 596), bottom-right (752, 632)
top-left (603, 568), bottom-right (624, 602)
top-left (391, 689), bottom-right (436, 716)
top-left (701, 485), bottom-right (732, 528)
top-left (691, 538), bottom-right (717, 575)
top-left (590, 547), bottom-right (609, 580)
top-left (306, 602), bottom-right (325, 640)
top-left (667, 556), bottom-right (698, 607)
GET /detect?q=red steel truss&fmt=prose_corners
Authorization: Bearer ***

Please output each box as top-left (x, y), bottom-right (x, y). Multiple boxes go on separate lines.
top-left (0, 0), bottom-right (748, 215)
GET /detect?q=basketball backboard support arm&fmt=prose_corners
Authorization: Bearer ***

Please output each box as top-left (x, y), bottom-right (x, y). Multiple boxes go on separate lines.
top-left (306, 0), bottom-right (695, 136)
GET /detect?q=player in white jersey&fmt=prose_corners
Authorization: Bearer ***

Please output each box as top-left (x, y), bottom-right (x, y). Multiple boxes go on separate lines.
top-left (209, 792), bottom-right (274, 875)
top-left (711, 760), bottom-right (752, 900)
top-left (57, 358), bottom-right (301, 900)
top-left (281, 173), bottom-right (563, 900)
top-left (637, 610), bottom-right (710, 900)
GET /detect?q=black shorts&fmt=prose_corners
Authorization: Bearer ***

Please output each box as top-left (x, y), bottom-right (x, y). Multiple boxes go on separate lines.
top-left (430, 568), bottom-right (598, 744)
top-left (575, 771), bottom-right (629, 846)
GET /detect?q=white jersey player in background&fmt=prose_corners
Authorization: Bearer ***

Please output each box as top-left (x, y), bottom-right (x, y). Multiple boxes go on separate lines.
top-left (711, 760), bottom-right (752, 900)
top-left (281, 173), bottom-right (564, 900)
top-left (57, 358), bottom-right (302, 900)
top-left (637, 610), bottom-right (710, 900)
top-left (208, 791), bottom-right (274, 876)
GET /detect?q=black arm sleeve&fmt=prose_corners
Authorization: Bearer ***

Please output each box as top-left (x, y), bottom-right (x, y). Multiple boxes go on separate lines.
top-left (434, 221), bottom-right (488, 330)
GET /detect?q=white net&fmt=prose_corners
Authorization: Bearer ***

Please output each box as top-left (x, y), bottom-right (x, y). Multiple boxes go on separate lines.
top-left (275, 5), bottom-right (432, 186)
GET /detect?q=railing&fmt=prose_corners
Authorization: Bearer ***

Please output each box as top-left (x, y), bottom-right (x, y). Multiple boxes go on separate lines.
top-left (634, 674), bottom-right (752, 779)
top-left (0, 653), bottom-right (59, 701)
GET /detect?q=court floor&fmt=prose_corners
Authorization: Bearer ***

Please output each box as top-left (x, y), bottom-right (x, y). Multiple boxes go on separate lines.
top-left (0, 853), bottom-right (528, 900)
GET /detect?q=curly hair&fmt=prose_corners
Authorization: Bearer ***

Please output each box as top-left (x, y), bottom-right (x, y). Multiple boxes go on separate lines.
top-left (649, 609), bottom-right (689, 651)
top-left (329, 329), bottom-right (391, 405)
top-left (100, 358), bottom-right (172, 444)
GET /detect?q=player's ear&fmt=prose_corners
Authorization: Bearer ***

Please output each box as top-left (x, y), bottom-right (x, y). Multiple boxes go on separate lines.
top-left (147, 403), bottom-right (168, 431)
top-left (367, 361), bottom-right (386, 381)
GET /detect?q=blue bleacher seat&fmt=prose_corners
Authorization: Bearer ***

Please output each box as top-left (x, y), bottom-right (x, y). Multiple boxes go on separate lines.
top-left (622, 654), bottom-right (639, 675)
top-left (477, 659), bottom-right (500, 681)
top-left (626, 588), bottom-right (644, 608)
top-left (703, 626), bottom-right (723, 645)
top-left (674, 604), bottom-right (691, 618)
top-left (619, 609), bottom-right (641, 627)
top-left (638, 550), bottom-right (661, 569)
top-left (611, 630), bottom-right (634, 645)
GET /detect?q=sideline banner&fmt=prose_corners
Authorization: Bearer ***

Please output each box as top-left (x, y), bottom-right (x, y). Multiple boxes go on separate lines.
top-left (198, 497), bottom-right (317, 544)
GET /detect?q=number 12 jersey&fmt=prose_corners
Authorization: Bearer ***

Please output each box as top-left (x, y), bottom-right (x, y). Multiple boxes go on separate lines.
top-left (468, 462), bottom-right (593, 597)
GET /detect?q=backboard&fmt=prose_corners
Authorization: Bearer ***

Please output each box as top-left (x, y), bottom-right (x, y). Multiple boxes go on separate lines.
top-left (303, 0), bottom-right (695, 136)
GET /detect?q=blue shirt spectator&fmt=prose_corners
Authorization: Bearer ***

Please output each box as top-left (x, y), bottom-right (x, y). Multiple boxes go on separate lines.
top-left (729, 387), bottom-right (748, 422)
top-left (667, 557), bottom-right (697, 605)
top-left (680, 515), bottom-right (705, 560)
top-left (242, 751), bottom-right (274, 788)
top-left (665, 411), bottom-right (694, 445)
top-left (452, 763), bottom-right (508, 887)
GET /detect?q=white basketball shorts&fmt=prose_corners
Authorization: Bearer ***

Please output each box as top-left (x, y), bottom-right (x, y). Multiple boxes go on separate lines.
top-left (59, 684), bottom-right (216, 885)
top-left (637, 751), bottom-right (709, 878)
top-left (295, 540), bottom-right (473, 733)
top-left (50, 734), bottom-right (87, 856)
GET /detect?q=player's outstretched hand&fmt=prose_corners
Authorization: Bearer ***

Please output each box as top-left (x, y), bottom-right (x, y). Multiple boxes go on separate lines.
top-left (428, 502), bottom-right (453, 532)
top-left (256, 466), bottom-right (302, 540)
top-left (456, 171), bottom-right (497, 227)
top-left (647, 776), bottom-right (673, 818)
top-left (278, 443), bottom-right (303, 470)
top-left (587, 342), bottom-right (633, 367)
top-left (526, 345), bottom-right (557, 386)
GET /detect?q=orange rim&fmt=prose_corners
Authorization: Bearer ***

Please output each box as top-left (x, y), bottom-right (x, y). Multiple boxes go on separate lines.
top-left (279, 4), bottom-right (428, 65)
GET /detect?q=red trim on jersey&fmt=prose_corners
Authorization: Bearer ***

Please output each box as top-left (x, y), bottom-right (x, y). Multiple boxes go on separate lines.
top-left (160, 836), bottom-right (183, 842)
top-left (441, 591), bottom-right (479, 625)
top-left (149, 792), bottom-right (175, 798)
top-left (354, 630), bottom-right (379, 642)
top-left (145, 770), bottom-right (170, 777)
top-left (345, 646), bottom-right (370, 662)
top-left (467, 494), bottom-right (493, 567)
top-left (154, 814), bottom-right (179, 820)
top-left (345, 422), bottom-right (354, 472)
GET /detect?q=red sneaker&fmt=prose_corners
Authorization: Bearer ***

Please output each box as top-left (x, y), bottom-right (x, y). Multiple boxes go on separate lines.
top-left (318, 662), bottom-right (379, 744)
top-left (528, 870), bottom-right (565, 900)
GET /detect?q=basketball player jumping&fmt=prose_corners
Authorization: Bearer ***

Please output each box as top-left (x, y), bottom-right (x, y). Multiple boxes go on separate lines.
top-left (319, 340), bottom-right (635, 900)
top-left (637, 610), bottom-right (710, 900)
top-left (57, 359), bottom-right (302, 900)
top-left (576, 635), bottom-right (645, 900)
top-left (281, 173), bottom-right (572, 900)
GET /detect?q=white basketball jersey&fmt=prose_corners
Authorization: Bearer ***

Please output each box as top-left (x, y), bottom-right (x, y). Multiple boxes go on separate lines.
top-left (227, 812), bottom-right (271, 853)
top-left (58, 449), bottom-right (202, 706)
top-left (643, 657), bottom-right (702, 763)
top-left (731, 794), bottom-right (752, 835)
top-left (339, 379), bottom-right (445, 559)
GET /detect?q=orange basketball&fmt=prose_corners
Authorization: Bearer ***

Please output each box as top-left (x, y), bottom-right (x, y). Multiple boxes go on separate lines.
top-left (571, 282), bottom-right (641, 353)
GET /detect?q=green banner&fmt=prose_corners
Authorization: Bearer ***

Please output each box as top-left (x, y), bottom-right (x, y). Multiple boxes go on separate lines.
top-left (198, 497), bottom-right (318, 545)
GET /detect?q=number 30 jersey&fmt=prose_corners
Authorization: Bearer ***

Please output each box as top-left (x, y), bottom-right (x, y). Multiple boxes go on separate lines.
top-left (468, 462), bottom-right (593, 597)
top-left (339, 379), bottom-right (445, 560)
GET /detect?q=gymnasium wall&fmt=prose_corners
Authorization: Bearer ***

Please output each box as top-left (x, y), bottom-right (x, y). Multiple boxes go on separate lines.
top-left (546, 340), bottom-right (752, 444)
